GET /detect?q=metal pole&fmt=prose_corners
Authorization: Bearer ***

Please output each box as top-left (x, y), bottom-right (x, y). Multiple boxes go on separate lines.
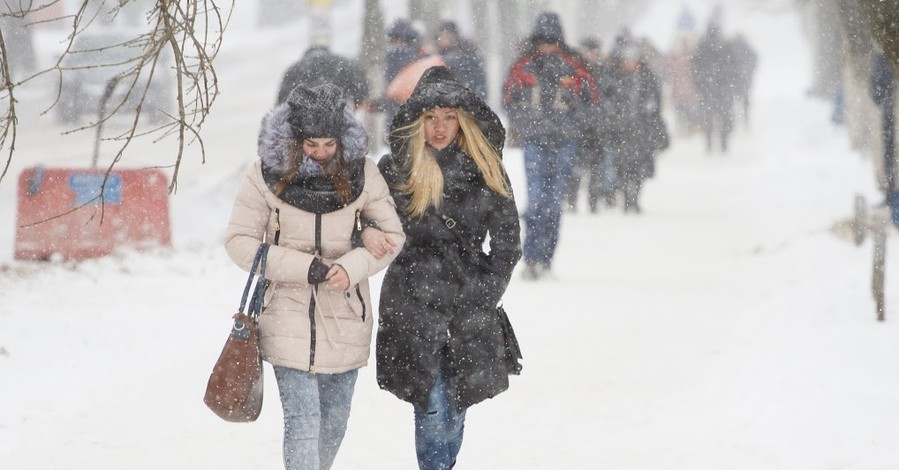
top-left (872, 212), bottom-right (887, 321)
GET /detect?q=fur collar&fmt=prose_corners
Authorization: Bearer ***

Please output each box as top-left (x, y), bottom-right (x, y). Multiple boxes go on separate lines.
top-left (257, 102), bottom-right (368, 178)
top-left (256, 102), bottom-right (369, 213)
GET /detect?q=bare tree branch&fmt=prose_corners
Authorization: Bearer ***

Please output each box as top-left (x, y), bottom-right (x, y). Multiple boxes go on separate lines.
top-left (0, 0), bottom-right (234, 195)
top-left (0, 25), bottom-right (18, 184)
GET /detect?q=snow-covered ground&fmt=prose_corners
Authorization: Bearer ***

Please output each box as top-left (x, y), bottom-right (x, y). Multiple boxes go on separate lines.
top-left (2, 1), bottom-right (899, 469)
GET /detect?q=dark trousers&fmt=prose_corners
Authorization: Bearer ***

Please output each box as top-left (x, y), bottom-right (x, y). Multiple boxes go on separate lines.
top-left (567, 137), bottom-right (605, 211)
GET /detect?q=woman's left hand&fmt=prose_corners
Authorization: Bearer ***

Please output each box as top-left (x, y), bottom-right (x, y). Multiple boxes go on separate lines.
top-left (326, 264), bottom-right (350, 290)
top-left (361, 227), bottom-right (397, 259)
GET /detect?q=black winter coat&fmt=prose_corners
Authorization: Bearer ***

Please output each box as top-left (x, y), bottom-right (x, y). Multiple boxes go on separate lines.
top-left (600, 61), bottom-right (665, 153)
top-left (439, 40), bottom-right (488, 101)
top-left (376, 66), bottom-right (522, 411)
top-left (276, 47), bottom-right (369, 106)
top-left (691, 32), bottom-right (736, 108)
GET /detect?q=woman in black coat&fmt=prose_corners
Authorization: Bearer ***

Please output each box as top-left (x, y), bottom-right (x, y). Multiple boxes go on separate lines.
top-left (374, 66), bottom-right (521, 469)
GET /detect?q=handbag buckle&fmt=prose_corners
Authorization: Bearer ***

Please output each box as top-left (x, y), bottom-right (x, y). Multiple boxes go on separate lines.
top-left (444, 217), bottom-right (456, 229)
top-left (230, 319), bottom-right (251, 340)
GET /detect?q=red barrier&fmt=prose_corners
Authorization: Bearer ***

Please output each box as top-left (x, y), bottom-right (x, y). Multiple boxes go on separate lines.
top-left (15, 167), bottom-right (172, 261)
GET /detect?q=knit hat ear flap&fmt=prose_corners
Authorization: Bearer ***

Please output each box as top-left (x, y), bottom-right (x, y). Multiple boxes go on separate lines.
top-left (286, 83), bottom-right (348, 140)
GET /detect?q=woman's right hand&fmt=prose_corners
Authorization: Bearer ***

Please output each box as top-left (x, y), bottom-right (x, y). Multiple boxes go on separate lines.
top-left (361, 227), bottom-right (396, 259)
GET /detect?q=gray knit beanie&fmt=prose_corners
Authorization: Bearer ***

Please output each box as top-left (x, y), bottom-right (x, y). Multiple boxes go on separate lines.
top-left (285, 83), bottom-right (347, 140)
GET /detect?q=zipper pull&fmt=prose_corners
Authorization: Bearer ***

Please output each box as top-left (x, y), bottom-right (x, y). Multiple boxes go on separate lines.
top-left (355, 210), bottom-right (362, 231)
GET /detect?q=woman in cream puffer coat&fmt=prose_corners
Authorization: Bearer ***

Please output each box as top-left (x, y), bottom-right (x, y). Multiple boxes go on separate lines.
top-left (224, 83), bottom-right (404, 470)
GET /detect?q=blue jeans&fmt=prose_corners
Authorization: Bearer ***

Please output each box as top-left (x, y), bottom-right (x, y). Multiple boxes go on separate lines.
top-left (522, 139), bottom-right (577, 266)
top-left (414, 363), bottom-right (467, 470)
top-left (273, 366), bottom-right (358, 470)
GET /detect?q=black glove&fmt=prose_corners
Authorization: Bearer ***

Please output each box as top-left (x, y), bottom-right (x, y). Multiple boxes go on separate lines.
top-left (307, 258), bottom-right (330, 285)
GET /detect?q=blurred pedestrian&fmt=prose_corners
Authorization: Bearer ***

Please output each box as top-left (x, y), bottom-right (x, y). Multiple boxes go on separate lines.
top-left (224, 83), bottom-right (405, 470)
top-left (276, 45), bottom-right (370, 107)
top-left (691, 22), bottom-right (736, 153)
top-left (375, 66), bottom-right (522, 470)
top-left (502, 11), bottom-right (598, 280)
top-left (382, 19), bottom-right (427, 129)
top-left (434, 20), bottom-right (488, 101)
top-left (729, 33), bottom-right (758, 126)
top-left (663, 34), bottom-right (700, 136)
top-left (603, 40), bottom-right (666, 213)
top-left (567, 36), bottom-right (607, 213)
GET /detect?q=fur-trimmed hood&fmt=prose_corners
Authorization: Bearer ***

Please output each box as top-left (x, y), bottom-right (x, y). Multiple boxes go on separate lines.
top-left (256, 99), bottom-right (370, 214)
top-left (257, 102), bottom-right (368, 178)
top-left (389, 66), bottom-right (505, 160)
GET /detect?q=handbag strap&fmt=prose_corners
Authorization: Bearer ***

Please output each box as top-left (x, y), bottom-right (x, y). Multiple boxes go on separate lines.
top-left (435, 212), bottom-right (479, 254)
top-left (436, 212), bottom-right (505, 309)
top-left (238, 243), bottom-right (270, 315)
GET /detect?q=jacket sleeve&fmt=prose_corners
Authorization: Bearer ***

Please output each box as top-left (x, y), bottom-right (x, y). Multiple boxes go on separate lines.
top-left (461, 186), bottom-right (522, 308)
top-left (223, 163), bottom-right (318, 285)
top-left (502, 57), bottom-right (544, 139)
top-left (333, 159), bottom-right (406, 287)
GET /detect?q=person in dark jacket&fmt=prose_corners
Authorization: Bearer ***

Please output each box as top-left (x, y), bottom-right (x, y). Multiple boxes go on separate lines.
top-left (275, 45), bottom-right (370, 107)
top-left (729, 33), bottom-right (757, 126)
top-left (434, 20), bottom-right (488, 101)
top-left (374, 66), bottom-right (521, 470)
top-left (567, 36), bottom-right (606, 213)
top-left (691, 22), bottom-right (735, 153)
top-left (381, 18), bottom-right (426, 130)
top-left (601, 41), bottom-right (666, 213)
top-left (385, 19), bottom-right (423, 85)
top-left (502, 11), bottom-right (598, 280)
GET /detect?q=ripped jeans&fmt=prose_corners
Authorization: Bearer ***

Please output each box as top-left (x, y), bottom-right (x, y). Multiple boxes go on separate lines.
top-left (273, 366), bottom-right (358, 470)
top-left (414, 360), bottom-right (467, 470)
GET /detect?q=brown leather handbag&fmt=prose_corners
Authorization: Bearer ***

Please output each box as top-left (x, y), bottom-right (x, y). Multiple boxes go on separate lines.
top-left (204, 243), bottom-right (270, 422)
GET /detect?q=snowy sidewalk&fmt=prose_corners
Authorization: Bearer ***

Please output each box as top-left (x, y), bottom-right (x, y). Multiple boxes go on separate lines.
top-left (2, 2), bottom-right (899, 468)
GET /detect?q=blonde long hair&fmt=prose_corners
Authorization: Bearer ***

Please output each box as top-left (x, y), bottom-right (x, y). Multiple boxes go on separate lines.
top-left (392, 109), bottom-right (511, 218)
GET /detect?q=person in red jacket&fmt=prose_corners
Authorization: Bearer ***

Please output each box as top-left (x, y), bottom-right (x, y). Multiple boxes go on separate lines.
top-left (502, 11), bottom-right (598, 280)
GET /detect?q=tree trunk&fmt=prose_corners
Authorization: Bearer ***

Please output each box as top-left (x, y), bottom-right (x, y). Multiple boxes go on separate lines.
top-left (859, 0), bottom-right (899, 74)
top-left (361, 0), bottom-right (386, 152)
top-left (859, 0), bottom-right (899, 194)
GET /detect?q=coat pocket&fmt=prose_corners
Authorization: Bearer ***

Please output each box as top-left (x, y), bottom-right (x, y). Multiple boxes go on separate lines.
top-left (344, 285), bottom-right (367, 322)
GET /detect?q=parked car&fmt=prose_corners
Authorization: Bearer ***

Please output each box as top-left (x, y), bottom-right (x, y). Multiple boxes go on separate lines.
top-left (55, 31), bottom-right (172, 124)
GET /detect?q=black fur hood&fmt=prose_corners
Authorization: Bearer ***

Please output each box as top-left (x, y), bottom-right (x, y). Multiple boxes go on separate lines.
top-left (389, 66), bottom-right (505, 160)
